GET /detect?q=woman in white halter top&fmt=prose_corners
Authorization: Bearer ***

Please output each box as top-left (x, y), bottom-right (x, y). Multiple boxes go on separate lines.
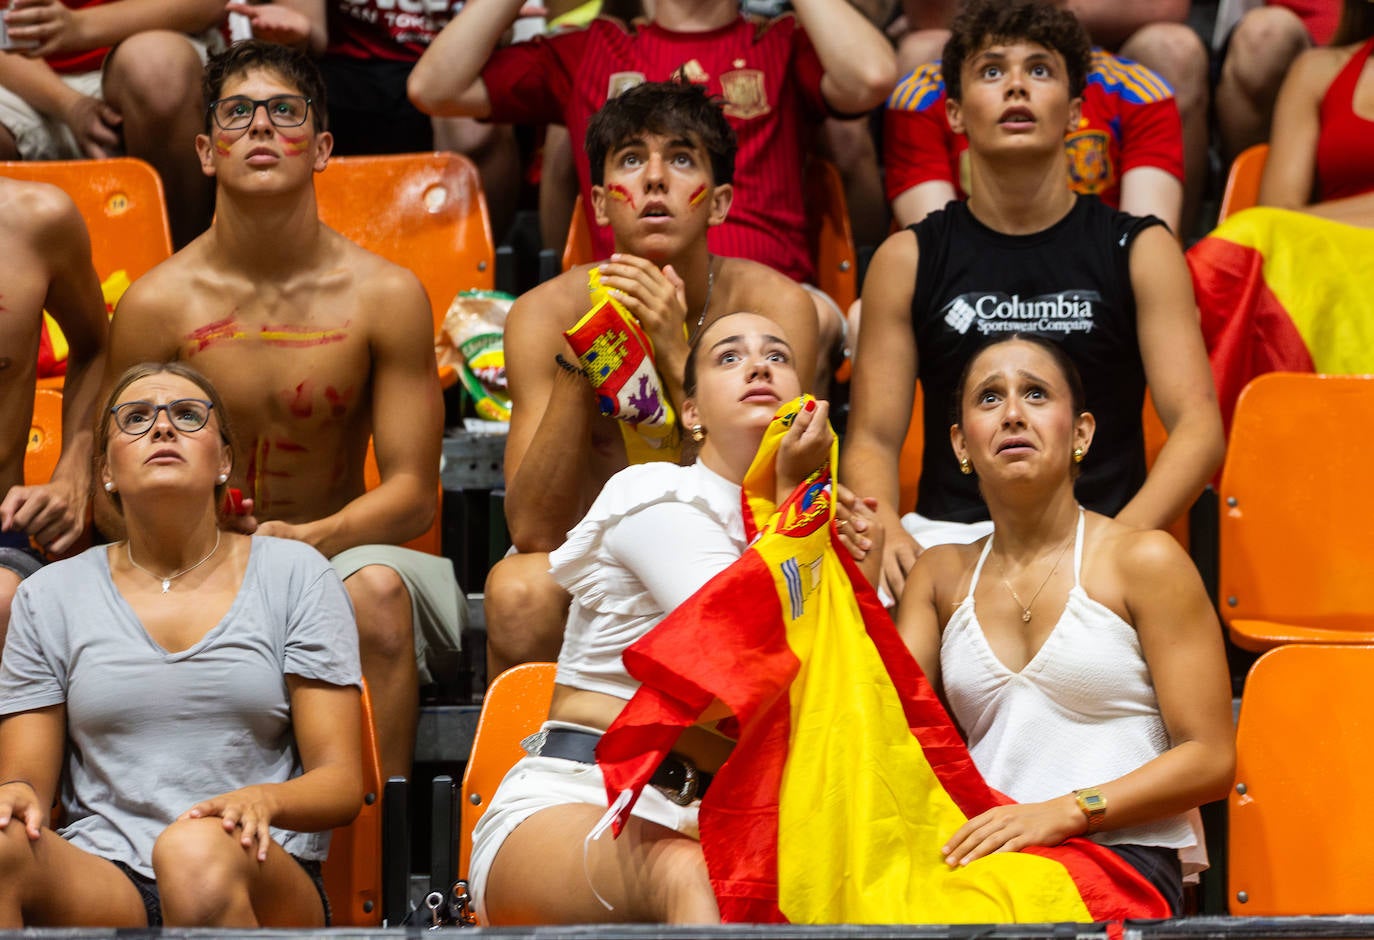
top-left (896, 333), bottom-right (1235, 913)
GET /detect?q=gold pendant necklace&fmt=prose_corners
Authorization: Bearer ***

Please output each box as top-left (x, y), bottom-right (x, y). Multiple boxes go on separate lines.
top-left (997, 529), bottom-right (1075, 623)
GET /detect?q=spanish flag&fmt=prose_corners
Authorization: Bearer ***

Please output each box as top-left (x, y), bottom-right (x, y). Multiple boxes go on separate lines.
top-left (596, 397), bottom-right (1169, 924)
top-left (1188, 207), bottom-right (1374, 433)
top-left (36, 270), bottom-right (131, 379)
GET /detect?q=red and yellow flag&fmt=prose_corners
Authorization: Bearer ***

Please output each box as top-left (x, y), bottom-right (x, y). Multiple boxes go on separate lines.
top-left (596, 397), bottom-right (1168, 924)
top-left (1188, 207), bottom-right (1374, 433)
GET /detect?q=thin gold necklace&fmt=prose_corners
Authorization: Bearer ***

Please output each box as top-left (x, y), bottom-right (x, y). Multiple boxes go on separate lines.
top-left (995, 528), bottom-right (1075, 623)
top-left (125, 530), bottom-right (222, 595)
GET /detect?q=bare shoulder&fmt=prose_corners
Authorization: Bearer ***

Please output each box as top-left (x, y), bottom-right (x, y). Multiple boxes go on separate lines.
top-left (911, 540), bottom-right (981, 609)
top-left (325, 229), bottom-right (427, 302)
top-left (1095, 516), bottom-right (1193, 587)
top-left (870, 226), bottom-right (919, 271)
top-left (1293, 43), bottom-right (1355, 88)
top-left (507, 263), bottom-right (594, 336)
top-left (717, 257), bottom-right (808, 303)
top-left (117, 241), bottom-right (212, 319)
top-left (0, 180), bottom-right (89, 256)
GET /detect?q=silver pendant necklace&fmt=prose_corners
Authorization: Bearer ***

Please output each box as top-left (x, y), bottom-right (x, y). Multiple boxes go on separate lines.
top-left (688, 255), bottom-right (716, 343)
top-left (125, 530), bottom-right (222, 594)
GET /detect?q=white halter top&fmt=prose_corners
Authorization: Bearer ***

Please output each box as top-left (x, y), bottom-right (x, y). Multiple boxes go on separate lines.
top-left (940, 509), bottom-right (1205, 870)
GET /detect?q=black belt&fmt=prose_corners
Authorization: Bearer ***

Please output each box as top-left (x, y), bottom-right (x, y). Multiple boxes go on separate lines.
top-left (538, 728), bottom-right (713, 806)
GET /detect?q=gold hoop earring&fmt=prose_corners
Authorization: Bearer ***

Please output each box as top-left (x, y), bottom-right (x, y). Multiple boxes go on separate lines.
top-left (690, 425), bottom-right (705, 443)
top-left (959, 456), bottom-right (973, 476)
top-left (1072, 447), bottom-right (1085, 464)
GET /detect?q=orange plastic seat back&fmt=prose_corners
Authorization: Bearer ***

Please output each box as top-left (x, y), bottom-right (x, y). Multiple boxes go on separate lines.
top-left (364, 437), bottom-right (442, 556)
top-left (804, 158), bottom-right (857, 310)
top-left (562, 194), bottom-right (596, 271)
top-left (316, 152), bottom-right (496, 334)
top-left (25, 388), bottom-right (63, 487)
top-left (1219, 373), bottom-right (1374, 650)
top-left (1230, 643), bottom-right (1374, 914)
top-left (897, 381), bottom-right (925, 515)
top-left (560, 159), bottom-right (857, 311)
top-left (458, 662), bottom-right (556, 883)
top-left (0, 157), bottom-right (172, 283)
top-left (1217, 143), bottom-right (1268, 223)
top-left (323, 679), bottom-right (385, 926)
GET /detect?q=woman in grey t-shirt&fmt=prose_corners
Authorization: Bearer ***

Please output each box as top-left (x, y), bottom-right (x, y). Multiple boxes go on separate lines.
top-left (0, 362), bottom-right (363, 928)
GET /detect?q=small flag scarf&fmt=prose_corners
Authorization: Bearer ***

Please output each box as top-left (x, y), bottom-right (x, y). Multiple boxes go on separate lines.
top-left (563, 267), bottom-right (679, 460)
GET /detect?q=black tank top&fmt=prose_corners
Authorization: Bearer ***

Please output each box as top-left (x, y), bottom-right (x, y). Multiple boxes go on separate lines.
top-left (910, 196), bottom-right (1163, 523)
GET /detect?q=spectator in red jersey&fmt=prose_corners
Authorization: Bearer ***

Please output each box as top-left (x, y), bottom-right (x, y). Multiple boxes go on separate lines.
top-left (887, 0), bottom-right (1208, 236)
top-left (1213, 0), bottom-right (1339, 164)
top-left (885, 44), bottom-right (1184, 233)
top-left (0, 0), bottom-right (225, 248)
top-left (406, 0), bottom-right (897, 387)
top-left (220, 0), bottom-right (520, 239)
top-left (1258, 0), bottom-right (1374, 222)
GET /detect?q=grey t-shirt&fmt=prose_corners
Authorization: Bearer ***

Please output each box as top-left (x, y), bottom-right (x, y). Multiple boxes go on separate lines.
top-left (0, 536), bottom-right (362, 878)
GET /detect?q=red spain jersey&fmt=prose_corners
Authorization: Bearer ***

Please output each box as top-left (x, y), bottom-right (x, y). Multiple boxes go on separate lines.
top-left (47, 0), bottom-right (110, 74)
top-left (883, 49), bottom-right (1183, 211)
top-left (481, 14), bottom-right (834, 282)
top-left (325, 0), bottom-right (460, 62)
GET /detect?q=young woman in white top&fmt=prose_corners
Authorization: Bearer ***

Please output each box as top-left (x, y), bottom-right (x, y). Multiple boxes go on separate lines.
top-left (469, 312), bottom-right (880, 925)
top-left (0, 362), bottom-right (363, 929)
top-left (896, 333), bottom-right (1234, 913)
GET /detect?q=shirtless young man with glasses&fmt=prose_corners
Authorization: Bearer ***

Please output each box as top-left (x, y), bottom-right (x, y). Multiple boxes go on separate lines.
top-left (104, 39), bottom-right (459, 783)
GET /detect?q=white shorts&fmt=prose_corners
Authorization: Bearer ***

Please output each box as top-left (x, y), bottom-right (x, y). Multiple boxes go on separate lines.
top-left (0, 32), bottom-right (217, 160)
top-left (468, 721), bottom-right (700, 923)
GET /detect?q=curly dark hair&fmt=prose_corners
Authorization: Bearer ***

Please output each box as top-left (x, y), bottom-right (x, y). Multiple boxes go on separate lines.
top-left (941, 0), bottom-right (1091, 103)
top-left (585, 80), bottom-right (736, 186)
top-left (203, 39), bottom-right (328, 133)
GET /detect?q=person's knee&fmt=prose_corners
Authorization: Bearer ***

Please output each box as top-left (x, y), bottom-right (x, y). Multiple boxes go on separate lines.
top-left (152, 818), bottom-right (245, 922)
top-left (345, 565), bottom-right (413, 660)
top-left (1223, 7), bottom-right (1308, 96)
top-left (104, 32), bottom-right (204, 122)
top-left (1122, 24), bottom-right (1208, 110)
top-left (652, 840), bottom-right (717, 923)
top-left (0, 819), bottom-right (38, 880)
top-left (484, 556), bottom-right (566, 663)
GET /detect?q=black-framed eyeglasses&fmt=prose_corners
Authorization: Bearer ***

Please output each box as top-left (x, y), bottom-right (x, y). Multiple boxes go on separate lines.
top-left (208, 95), bottom-right (312, 131)
top-left (111, 399), bottom-right (215, 436)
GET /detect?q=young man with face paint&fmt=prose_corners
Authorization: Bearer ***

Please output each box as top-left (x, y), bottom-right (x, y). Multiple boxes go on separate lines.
top-left (103, 40), bottom-right (460, 784)
top-left (482, 81), bottom-right (820, 679)
top-left (842, 0), bottom-right (1222, 602)
top-left (0, 177), bottom-right (108, 649)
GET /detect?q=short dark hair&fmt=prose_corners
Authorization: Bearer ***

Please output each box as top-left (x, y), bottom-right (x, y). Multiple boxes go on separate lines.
top-left (952, 332), bottom-right (1086, 424)
top-left (585, 81), bottom-right (736, 186)
top-left (941, 0), bottom-right (1091, 103)
top-left (97, 362), bottom-right (237, 514)
top-left (203, 40), bottom-right (328, 133)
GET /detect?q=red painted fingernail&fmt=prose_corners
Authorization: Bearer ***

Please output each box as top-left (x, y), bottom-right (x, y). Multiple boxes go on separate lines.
top-left (804, 400), bottom-right (816, 412)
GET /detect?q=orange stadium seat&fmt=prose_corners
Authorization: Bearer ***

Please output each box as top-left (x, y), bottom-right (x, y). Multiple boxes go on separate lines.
top-left (364, 437), bottom-right (442, 557)
top-left (457, 661), bottom-right (556, 898)
top-left (1219, 373), bottom-right (1374, 650)
top-left (24, 388), bottom-right (63, 487)
top-left (316, 152), bottom-right (495, 389)
top-left (561, 158), bottom-right (857, 310)
top-left (1229, 643), bottom-right (1374, 914)
top-left (0, 157), bottom-right (173, 282)
top-left (322, 679), bottom-right (386, 926)
top-left (1217, 143), bottom-right (1268, 224)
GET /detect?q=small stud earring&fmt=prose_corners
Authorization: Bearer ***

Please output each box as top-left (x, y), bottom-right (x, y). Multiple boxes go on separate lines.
top-left (217, 473), bottom-right (228, 484)
top-left (1072, 447), bottom-right (1085, 464)
top-left (104, 481), bottom-right (116, 492)
top-left (690, 425), bottom-right (705, 443)
top-left (959, 456), bottom-right (973, 476)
